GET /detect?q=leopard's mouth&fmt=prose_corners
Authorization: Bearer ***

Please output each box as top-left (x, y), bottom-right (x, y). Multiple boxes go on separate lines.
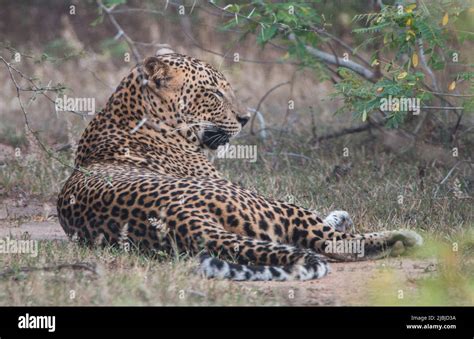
top-left (201, 127), bottom-right (230, 150)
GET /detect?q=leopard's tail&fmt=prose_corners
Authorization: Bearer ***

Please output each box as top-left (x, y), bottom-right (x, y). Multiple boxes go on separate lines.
top-left (197, 251), bottom-right (329, 281)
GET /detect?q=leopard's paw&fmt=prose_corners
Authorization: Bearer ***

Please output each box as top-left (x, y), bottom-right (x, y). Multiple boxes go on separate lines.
top-left (323, 210), bottom-right (354, 233)
top-left (390, 229), bottom-right (423, 247)
top-left (386, 229), bottom-right (423, 256)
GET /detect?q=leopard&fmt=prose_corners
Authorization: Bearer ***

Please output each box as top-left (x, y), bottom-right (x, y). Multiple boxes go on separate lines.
top-left (57, 52), bottom-right (423, 281)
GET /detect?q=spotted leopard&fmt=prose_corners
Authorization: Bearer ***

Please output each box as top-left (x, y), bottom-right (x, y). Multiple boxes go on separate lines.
top-left (57, 53), bottom-right (422, 281)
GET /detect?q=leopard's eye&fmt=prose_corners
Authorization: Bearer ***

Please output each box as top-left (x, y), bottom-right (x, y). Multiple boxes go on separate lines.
top-left (209, 89), bottom-right (224, 100)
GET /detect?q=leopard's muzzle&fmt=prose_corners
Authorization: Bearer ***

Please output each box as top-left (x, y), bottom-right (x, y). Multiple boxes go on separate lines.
top-left (202, 127), bottom-right (230, 150)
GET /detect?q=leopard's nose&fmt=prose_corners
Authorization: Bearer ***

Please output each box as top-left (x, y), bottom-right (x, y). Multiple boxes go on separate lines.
top-left (237, 116), bottom-right (250, 127)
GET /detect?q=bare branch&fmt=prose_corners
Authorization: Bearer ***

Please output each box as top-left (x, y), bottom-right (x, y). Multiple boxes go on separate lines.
top-left (421, 90), bottom-right (474, 98)
top-left (312, 26), bottom-right (372, 68)
top-left (97, 0), bottom-right (142, 63)
top-left (417, 38), bottom-right (440, 92)
top-left (110, 7), bottom-right (164, 15)
top-left (288, 34), bottom-right (377, 81)
top-left (246, 108), bottom-right (267, 140)
top-left (249, 81), bottom-right (291, 135)
top-left (433, 161), bottom-right (461, 198)
top-left (0, 55), bottom-right (81, 172)
top-left (180, 28), bottom-right (295, 65)
top-left (0, 52), bottom-right (89, 118)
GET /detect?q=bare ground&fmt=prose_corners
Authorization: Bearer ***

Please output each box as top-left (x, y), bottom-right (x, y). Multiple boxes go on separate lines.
top-left (241, 258), bottom-right (437, 305)
top-left (0, 198), bottom-right (438, 306)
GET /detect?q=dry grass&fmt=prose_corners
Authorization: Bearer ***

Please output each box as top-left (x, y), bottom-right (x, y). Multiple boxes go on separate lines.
top-left (0, 240), bottom-right (284, 306)
top-left (0, 137), bottom-right (472, 306)
top-left (219, 136), bottom-right (473, 236)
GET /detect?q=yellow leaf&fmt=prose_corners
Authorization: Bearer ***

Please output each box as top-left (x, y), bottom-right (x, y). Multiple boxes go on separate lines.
top-left (371, 59), bottom-right (380, 67)
top-left (376, 87), bottom-right (384, 93)
top-left (383, 34), bottom-right (389, 45)
top-left (448, 81), bottom-right (456, 91)
top-left (442, 13), bottom-right (449, 26)
top-left (412, 53), bottom-right (419, 67)
top-left (406, 18), bottom-right (412, 26)
top-left (362, 110), bottom-right (367, 122)
top-left (393, 102), bottom-right (400, 111)
top-left (397, 72), bottom-right (408, 80)
top-left (406, 4), bottom-right (417, 13)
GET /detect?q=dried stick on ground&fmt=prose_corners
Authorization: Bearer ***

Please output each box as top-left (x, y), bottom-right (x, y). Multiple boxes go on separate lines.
top-left (0, 262), bottom-right (99, 279)
top-left (310, 123), bottom-right (372, 143)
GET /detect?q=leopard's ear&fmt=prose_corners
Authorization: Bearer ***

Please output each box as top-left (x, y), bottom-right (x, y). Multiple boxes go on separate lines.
top-left (143, 57), bottom-right (170, 87)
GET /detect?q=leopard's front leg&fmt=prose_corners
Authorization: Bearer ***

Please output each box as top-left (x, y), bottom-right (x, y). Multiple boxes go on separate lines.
top-left (243, 198), bottom-right (423, 261)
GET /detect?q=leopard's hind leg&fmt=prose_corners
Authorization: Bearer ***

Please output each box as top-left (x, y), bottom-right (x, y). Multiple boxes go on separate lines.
top-left (159, 205), bottom-right (328, 281)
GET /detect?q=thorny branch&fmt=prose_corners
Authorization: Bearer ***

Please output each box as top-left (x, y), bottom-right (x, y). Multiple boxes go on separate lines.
top-left (207, 1), bottom-right (379, 82)
top-left (0, 55), bottom-right (80, 172)
top-left (0, 54), bottom-right (113, 186)
top-left (97, 0), bottom-right (142, 63)
top-left (207, 1), bottom-right (471, 139)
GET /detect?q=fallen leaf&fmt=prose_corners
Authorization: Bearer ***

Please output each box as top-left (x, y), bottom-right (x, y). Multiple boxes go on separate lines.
top-left (397, 71), bottom-right (408, 80)
top-left (412, 53), bottom-right (419, 67)
top-left (442, 12), bottom-right (449, 26)
top-left (448, 81), bottom-right (456, 91)
top-left (406, 4), bottom-right (417, 13)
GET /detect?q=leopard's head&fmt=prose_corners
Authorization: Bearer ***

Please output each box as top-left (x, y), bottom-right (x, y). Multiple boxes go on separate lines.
top-left (142, 53), bottom-right (249, 150)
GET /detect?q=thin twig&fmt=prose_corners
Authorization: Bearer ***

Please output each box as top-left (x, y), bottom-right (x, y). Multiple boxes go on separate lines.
top-left (249, 81), bottom-right (291, 135)
top-left (180, 28), bottom-right (295, 65)
top-left (0, 262), bottom-right (99, 279)
top-left (414, 38), bottom-right (442, 134)
top-left (433, 161), bottom-right (460, 198)
top-left (0, 55), bottom-right (79, 172)
top-left (0, 54), bottom-right (89, 118)
top-left (421, 90), bottom-right (474, 98)
top-left (97, 0), bottom-right (142, 63)
top-left (312, 26), bottom-right (372, 68)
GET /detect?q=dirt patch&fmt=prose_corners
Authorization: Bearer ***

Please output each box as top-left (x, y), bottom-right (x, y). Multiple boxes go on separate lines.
top-left (0, 198), bottom-right (64, 240)
top-left (0, 198), bottom-right (55, 220)
top-left (0, 220), bottom-right (67, 241)
top-left (0, 143), bottom-right (15, 164)
top-left (237, 258), bottom-right (436, 305)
